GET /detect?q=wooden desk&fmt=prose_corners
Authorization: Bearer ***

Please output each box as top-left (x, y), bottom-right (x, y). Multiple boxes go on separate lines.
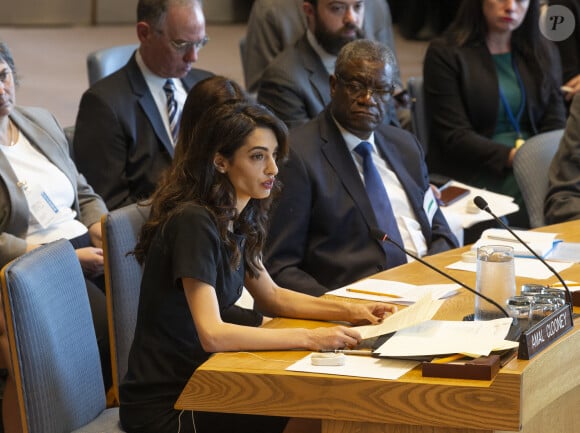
top-left (175, 221), bottom-right (580, 433)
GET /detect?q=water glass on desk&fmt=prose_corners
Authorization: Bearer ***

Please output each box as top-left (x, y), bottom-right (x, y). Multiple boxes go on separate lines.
top-left (475, 245), bottom-right (516, 321)
top-left (530, 293), bottom-right (563, 326)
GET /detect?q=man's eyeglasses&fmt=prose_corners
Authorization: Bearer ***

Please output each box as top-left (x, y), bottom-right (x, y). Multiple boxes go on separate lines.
top-left (156, 29), bottom-right (209, 53)
top-left (335, 74), bottom-right (394, 100)
top-left (169, 35), bottom-right (209, 53)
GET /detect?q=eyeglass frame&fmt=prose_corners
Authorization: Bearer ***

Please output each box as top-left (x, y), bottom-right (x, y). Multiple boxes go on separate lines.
top-left (155, 29), bottom-right (209, 53)
top-left (334, 73), bottom-right (395, 100)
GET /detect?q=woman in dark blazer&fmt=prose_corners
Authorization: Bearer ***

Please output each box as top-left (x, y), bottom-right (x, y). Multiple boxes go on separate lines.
top-left (424, 0), bottom-right (566, 227)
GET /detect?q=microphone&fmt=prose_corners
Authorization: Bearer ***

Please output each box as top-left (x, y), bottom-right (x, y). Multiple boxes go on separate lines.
top-left (473, 196), bottom-right (573, 305)
top-left (370, 228), bottom-right (510, 318)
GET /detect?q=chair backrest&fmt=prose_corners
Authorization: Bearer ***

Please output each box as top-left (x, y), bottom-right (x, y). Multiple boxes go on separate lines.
top-left (513, 129), bottom-right (565, 228)
top-left (102, 203), bottom-right (150, 404)
top-left (407, 76), bottom-right (429, 153)
top-left (0, 240), bottom-right (121, 433)
top-left (87, 44), bottom-right (138, 86)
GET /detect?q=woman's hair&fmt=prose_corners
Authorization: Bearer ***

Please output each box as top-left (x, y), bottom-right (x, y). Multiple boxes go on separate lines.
top-left (174, 75), bottom-right (248, 160)
top-left (0, 42), bottom-right (18, 85)
top-left (445, 0), bottom-right (550, 85)
top-left (134, 101), bottom-right (288, 278)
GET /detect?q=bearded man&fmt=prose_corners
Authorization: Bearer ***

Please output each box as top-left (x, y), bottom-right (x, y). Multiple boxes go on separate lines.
top-left (256, 0), bottom-right (406, 129)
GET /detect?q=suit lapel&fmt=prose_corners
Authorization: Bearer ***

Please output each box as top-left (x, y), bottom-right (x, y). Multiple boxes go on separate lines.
top-left (299, 36), bottom-right (331, 107)
top-left (319, 110), bottom-right (379, 233)
top-left (126, 56), bottom-right (175, 158)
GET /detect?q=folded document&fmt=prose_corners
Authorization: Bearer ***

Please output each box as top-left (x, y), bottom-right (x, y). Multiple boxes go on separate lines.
top-left (471, 228), bottom-right (561, 258)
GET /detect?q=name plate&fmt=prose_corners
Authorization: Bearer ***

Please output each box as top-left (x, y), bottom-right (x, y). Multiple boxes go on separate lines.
top-left (518, 304), bottom-right (574, 360)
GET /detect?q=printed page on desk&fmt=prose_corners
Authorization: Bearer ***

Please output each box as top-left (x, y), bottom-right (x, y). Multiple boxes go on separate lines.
top-left (374, 318), bottom-right (519, 358)
top-left (471, 228), bottom-right (560, 258)
top-left (329, 279), bottom-right (459, 304)
top-left (355, 294), bottom-right (444, 340)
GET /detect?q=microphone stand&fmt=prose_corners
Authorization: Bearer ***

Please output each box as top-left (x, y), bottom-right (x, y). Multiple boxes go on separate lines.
top-left (473, 196), bottom-right (573, 305)
top-left (371, 229), bottom-right (510, 318)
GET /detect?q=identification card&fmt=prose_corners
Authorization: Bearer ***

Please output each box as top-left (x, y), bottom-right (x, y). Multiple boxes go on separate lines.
top-left (18, 181), bottom-right (59, 228)
top-left (423, 186), bottom-right (438, 226)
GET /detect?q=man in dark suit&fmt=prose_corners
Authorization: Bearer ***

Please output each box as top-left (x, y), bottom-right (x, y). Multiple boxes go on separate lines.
top-left (257, 0), bottom-right (408, 130)
top-left (73, 0), bottom-right (212, 210)
top-left (265, 39), bottom-right (458, 297)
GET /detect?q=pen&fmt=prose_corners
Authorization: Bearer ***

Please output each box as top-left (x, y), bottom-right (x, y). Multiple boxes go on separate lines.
top-left (327, 349), bottom-right (374, 356)
top-left (346, 288), bottom-right (402, 298)
top-left (430, 354), bottom-right (466, 364)
top-left (486, 235), bottom-right (521, 243)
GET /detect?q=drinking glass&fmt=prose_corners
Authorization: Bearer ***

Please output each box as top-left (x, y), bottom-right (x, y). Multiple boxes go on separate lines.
top-left (475, 245), bottom-right (516, 321)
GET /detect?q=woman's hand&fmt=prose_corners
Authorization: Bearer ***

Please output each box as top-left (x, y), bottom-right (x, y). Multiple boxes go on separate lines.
top-left (88, 221), bottom-right (103, 248)
top-left (346, 302), bottom-right (398, 326)
top-left (76, 247), bottom-right (104, 277)
top-left (307, 325), bottom-right (362, 352)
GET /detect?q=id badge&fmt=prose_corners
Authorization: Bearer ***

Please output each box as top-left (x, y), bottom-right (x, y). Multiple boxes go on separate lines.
top-left (18, 181), bottom-right (59, 228)
top-left (423, 186), bottom-right (438, 226)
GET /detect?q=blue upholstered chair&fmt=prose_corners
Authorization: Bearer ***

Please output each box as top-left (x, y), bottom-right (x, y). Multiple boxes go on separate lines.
top-left (101, 203), bottom-right (150, 405)
top-left (86, 44), bottom-right (138, 86)
top-left (0, 239), bottom-right (123, 433)
top-left (513, 129), bottom-right (565, 228)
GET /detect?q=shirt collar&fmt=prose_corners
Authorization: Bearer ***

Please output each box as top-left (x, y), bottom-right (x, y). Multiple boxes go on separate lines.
top-left (331, 115), bottom-right (376, 153)
top-left (135, 49), bottom-right (170, 89)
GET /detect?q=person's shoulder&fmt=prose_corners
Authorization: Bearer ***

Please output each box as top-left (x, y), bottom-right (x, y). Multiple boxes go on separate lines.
top-left (376, 124), bottom-right (422, 153)
top-left (14, 106), bottom-right (60, 130)
top-left (187, 67), bottom-right (213, 81)
top-left (264, 35), bottom-right (310, 71)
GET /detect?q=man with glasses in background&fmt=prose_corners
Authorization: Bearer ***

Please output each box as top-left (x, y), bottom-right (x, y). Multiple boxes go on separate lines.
top-left (264, 39), bottom-right (458, 297)
top-left (73, 0), bottom-right (212, 210)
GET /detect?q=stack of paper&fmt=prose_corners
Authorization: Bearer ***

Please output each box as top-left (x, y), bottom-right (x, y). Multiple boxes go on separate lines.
top-left (373, 318), bottom-right (519, 358)
top-left (472, 228), bottom-right (561, 258)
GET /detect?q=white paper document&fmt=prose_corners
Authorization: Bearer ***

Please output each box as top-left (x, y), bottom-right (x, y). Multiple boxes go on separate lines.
top-left (286, 353), bottom-right (419, 380)
top-left (440, 181), bottom-right (519, 229)
top-left (472, 228), bottom-right (561, 258)
top-left (374, 318), bottom-right (519, 358)
top-left (447, 257), bottom-right (573, 280)
top-left (329, 279), bottom-right (459, 304)
top-left (354, 294), bottom-right (444, 340)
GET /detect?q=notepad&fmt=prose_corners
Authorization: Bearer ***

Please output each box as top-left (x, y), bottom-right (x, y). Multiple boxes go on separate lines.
top-left (471, 228), bottom-right (561, 258)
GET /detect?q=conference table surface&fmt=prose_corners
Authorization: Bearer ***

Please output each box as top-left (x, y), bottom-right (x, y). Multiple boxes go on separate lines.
top-left (175, 220), bottom-right (580, 433)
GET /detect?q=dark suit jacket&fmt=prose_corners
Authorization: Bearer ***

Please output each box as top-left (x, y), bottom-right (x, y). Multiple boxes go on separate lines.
top-left (424, 38), bottom-right (566, 181)
top-left (550, 0), bottom-right (580, 83)
top-left (257, 34), bottom-right (330, 129)
top-left (545, 94), bottom-right (580, 224)
top-left (73, 54), bottom-right (212, 210)
top-left (265, 108), bottom-right (458, 296)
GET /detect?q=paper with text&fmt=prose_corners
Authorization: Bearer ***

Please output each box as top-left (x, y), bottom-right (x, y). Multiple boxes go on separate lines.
top-left (355, 294), bottom-right (444, 340)
top-left (329, 279), bottom-right (459, 304)
top-left (374, 318), bottom-right (518, 357)
top-left (447, 257), bottom-right (573, 280)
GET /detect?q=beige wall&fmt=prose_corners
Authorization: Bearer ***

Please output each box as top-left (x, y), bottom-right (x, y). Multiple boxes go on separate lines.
top-left (0, 0), bottom-right (252, 25)
top-left (0, 0), bottom-right (92, 25)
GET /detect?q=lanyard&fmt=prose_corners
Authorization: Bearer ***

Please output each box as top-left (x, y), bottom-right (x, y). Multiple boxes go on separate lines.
top-left (498, 59), bottom-right (526, 148)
